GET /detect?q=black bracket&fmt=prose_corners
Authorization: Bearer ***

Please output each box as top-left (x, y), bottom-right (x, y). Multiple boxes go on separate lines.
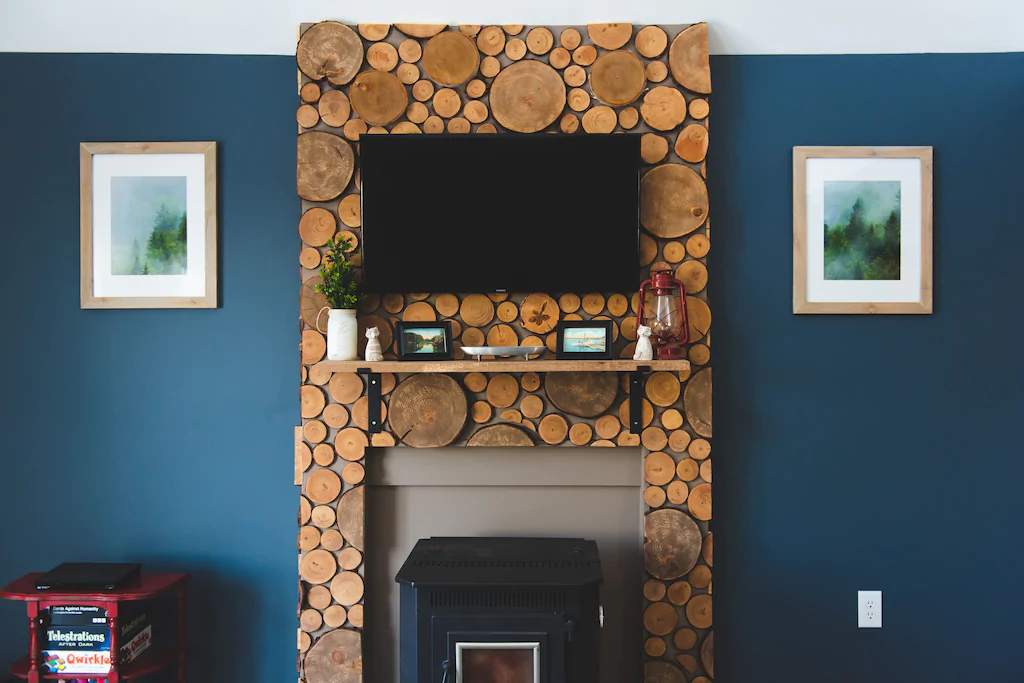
top-left (356, 368), bottom-right (383, 434)
top-left (629, 366), bottom-right (650, 434)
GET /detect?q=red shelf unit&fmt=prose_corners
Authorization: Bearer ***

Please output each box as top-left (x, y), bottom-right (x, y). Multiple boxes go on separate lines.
top-left (2, 572), bottom-right (189, 683)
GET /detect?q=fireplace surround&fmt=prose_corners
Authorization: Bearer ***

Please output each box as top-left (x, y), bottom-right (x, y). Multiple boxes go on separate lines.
top-left (396, 537), bottom-right (601, 683)
top-left (295, 20), bottom-right (713, 683)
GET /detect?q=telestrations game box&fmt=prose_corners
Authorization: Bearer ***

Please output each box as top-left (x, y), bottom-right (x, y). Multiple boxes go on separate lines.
top-left (42, 605), bottom-right (151, 675)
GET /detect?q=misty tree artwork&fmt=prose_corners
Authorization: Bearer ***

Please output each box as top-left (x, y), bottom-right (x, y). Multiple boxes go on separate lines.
top-left (823, 181), bottom-right (901, 280)
top-left (81, 142), bottom-right (217, 309)
top-left (110, 176), bottom-right (188, 276)
top-left (792, 146), bottom-right (932, 314)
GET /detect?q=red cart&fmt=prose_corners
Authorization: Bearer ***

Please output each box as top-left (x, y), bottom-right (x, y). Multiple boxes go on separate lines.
top-left (2, 572), bottom-right (188, 683)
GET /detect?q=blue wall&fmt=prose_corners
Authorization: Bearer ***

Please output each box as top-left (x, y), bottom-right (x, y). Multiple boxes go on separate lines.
top-left (708, 53), bottom-right (1024, 683)
top-left (0, 54), bottom-right (298, 682)
top-left (0, 51), bottom-right (1022, 683)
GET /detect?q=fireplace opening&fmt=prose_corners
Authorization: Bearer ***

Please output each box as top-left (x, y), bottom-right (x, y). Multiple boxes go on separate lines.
top-left (396, 537), bottom-right (602, 683)
top-left (364, 447), bottom-right (642, 682)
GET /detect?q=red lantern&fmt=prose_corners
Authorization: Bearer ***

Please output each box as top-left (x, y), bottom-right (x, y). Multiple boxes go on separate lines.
top-left (636, 269), bottom-right (689, 359)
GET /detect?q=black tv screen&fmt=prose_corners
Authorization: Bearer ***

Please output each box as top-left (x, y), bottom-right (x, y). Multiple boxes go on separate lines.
top-left (359, 134), bottom-right (640, 294)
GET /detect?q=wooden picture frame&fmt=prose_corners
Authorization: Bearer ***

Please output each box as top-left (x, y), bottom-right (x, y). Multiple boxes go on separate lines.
top-left (793, 146), bottom-right (932, 314)
top-left (554, 320), bottom-right (615, 360)
top-left (395, 321), bottom-right (454, 360)
top-left (81, 141), bottom-right (218, 309)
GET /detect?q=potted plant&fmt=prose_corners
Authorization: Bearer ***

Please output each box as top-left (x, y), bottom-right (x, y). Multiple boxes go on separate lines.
top-left (315, 235), bottom-right (360, 361)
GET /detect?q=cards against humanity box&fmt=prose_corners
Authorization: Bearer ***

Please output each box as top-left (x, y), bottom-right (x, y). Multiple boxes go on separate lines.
top-left (48, 605), bottom-right (109, 626)
top-left (42, 605), bottom-right (151, 674)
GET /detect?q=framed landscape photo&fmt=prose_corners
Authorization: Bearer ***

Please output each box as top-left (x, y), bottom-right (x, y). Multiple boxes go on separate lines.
top-left (396, 321), bottom-right (454, 361)
top-left (793, 146), bottom-right (932, 314)
top-left (555, 320), bottom-right (615, 360)
top-left (80, 142), bottom-right (217, 308)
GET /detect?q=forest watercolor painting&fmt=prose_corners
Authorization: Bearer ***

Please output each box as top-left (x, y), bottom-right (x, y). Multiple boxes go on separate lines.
top-left (792, 146), bottom-right (932, 314)
top-left (823, 180), bottom-right (901, 281)
top-left (110, 176), bottom-right (187, 276)
top-left (81, 141), bottom-right (217, 309)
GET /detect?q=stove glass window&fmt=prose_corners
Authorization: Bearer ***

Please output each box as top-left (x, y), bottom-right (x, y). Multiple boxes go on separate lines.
top-left (456, 642), bottom-right (540, 683)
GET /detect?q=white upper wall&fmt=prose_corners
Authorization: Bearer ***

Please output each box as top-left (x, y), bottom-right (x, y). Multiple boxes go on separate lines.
top-left (1, 0), bottom-right (1022, 55)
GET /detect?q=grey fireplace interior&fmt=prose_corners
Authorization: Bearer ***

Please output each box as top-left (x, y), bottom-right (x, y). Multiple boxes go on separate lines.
top-left (365, 447), bottom-right (644, 683)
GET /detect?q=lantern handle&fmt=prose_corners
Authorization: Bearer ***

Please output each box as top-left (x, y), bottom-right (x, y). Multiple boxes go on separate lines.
top-left (677, 279), bottom-right (690, 345)
top-left (636, 277), bottom-right (652, 326)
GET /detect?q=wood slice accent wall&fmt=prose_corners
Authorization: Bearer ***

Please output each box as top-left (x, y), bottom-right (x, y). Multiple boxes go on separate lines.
top-left (295, 21), bottom-right (712, 683)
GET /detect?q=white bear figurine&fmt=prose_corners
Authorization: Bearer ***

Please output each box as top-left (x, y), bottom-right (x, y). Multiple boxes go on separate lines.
top-left (364, 326), bottom-right (384, 362)
top-left (633, 325), bottom-right (654, 361)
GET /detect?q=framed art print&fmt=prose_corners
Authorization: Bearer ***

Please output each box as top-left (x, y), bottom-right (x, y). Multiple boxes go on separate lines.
top-left (554, 320), bottom-right (615, 360)
top-left (396, 321), bottom-right (454, 360)
top-left (80, 142), bottom-right (217, 308)
top-left (793, 146), bottom-right (932, 314)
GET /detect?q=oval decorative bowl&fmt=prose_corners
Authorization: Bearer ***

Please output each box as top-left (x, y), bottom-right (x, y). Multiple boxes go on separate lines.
top-left (461, 346), bottom-right (546, 361)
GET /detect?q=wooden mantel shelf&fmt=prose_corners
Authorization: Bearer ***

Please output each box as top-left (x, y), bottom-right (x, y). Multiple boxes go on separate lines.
top-left (316, 359), bottom-right (691, 373)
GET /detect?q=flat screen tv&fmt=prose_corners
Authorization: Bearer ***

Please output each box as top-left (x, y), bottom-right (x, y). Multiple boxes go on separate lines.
top-left (359, 134), bottom-right (640, 294)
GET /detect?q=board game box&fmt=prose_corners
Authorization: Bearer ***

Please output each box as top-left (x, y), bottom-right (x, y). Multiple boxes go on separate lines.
top-left (42, 605), bottom-right (151, 675)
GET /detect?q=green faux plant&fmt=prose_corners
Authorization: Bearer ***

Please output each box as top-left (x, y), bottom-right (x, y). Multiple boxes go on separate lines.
top-left (316, 236), bottom-right (360, 310)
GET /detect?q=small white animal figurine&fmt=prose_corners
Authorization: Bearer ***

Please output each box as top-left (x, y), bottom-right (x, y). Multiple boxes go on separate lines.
top-left (364, 326), bottom-right (384, 362)
top-left (633, 325), bottom-right (654, 361)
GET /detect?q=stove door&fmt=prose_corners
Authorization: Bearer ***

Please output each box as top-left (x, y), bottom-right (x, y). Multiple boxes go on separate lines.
top-left (455, 640), bottom-right (540, 683)
top-left (432, 615), bottom-right (570, 683)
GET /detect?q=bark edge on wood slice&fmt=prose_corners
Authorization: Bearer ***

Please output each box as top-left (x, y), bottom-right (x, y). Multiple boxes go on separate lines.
top-left (544, 372), bottom-right (619, 418)
top-left (640, 86), bottom-right (687, 131)
top-left (357, 24), bottom-right (389, 41)
top-left (669, 22), bottom-right (712, 94)
top-left (299, 548), bottom-right (337, 585)
top-left (460, 293), bottom-right (495, 327)
top-left (686, 593), bottom-right (713, 628)
top-left (296, 132), bottom-right (355, 202)
top-left (635, 25), bottom-right (668, 58)
top-left (684, 367), bottom-right (712, 437)
top-left (394, 23), bottom-right (447, 38)
top-left (644, 508), bottom-right (702, 580)
top-left (297, 21), bottom-right (363, 85)
top-left (466, 423), bottom-right (535, 447)
top-left (640, 133), bottom-right (669, 165)
top-left (582, 106), bottom-right (617, 134)
top-left (590, 50), bottom-right (647, 106)
top-left (520, 293), bottom-right (560, 334)
top-left (299, 207), bottom-right (336, 247)
top-left (645, 371), bottom-right (681, 407)
top-left (675, 123), bottom-right (709, 163)
top-left (388, 374), bottom-right (468, 447)
top-left (303, 271), bottom-right (330, 328)
top-left (587, 23), bottom-right (632, 50)
top-left (641, 163), bottom-right (709, 238)
top-left (490, 61), bottom-right (567, 133)
top-left (686, 296), bottom-right (711, 342)
top-left (335, 485), bottom-right (365, 551)
top-left (644, 601), bottom-right (678, 636)
top-left (701, 630), bottom-right (714, 678)
top-left (423, 30), bottom-right (480, 86)
top-left (348, 70), bottom-right (408, 125)
top-left (366, 41), bottom-right (399, 71)
top-left (303, 628), bottom-right (362, 683)
top-left (538, 414), bottom-right (569, 445)
top-left (477, 26), bottom-right (506, 56)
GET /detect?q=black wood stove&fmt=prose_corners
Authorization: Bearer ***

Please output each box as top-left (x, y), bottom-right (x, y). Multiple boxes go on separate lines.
top-left (396, 537), bottom-right (602, 683)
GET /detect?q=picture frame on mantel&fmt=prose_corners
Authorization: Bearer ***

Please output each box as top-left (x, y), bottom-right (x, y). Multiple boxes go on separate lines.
top-left (80, 141), bottom-right (218, 309)
top-left (793, 146), bottom-right (932, 314)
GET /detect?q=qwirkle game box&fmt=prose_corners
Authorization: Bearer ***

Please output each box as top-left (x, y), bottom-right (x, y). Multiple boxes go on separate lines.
top-left (42, 605), bottom-right (151, 674)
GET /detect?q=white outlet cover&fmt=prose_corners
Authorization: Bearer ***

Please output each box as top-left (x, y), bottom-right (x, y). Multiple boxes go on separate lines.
top-left (858, 590), bottom-right (882, 628)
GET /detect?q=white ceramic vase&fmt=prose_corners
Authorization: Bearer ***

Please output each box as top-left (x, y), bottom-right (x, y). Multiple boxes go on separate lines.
top-left (317, 308), bottom-right (358, 361)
